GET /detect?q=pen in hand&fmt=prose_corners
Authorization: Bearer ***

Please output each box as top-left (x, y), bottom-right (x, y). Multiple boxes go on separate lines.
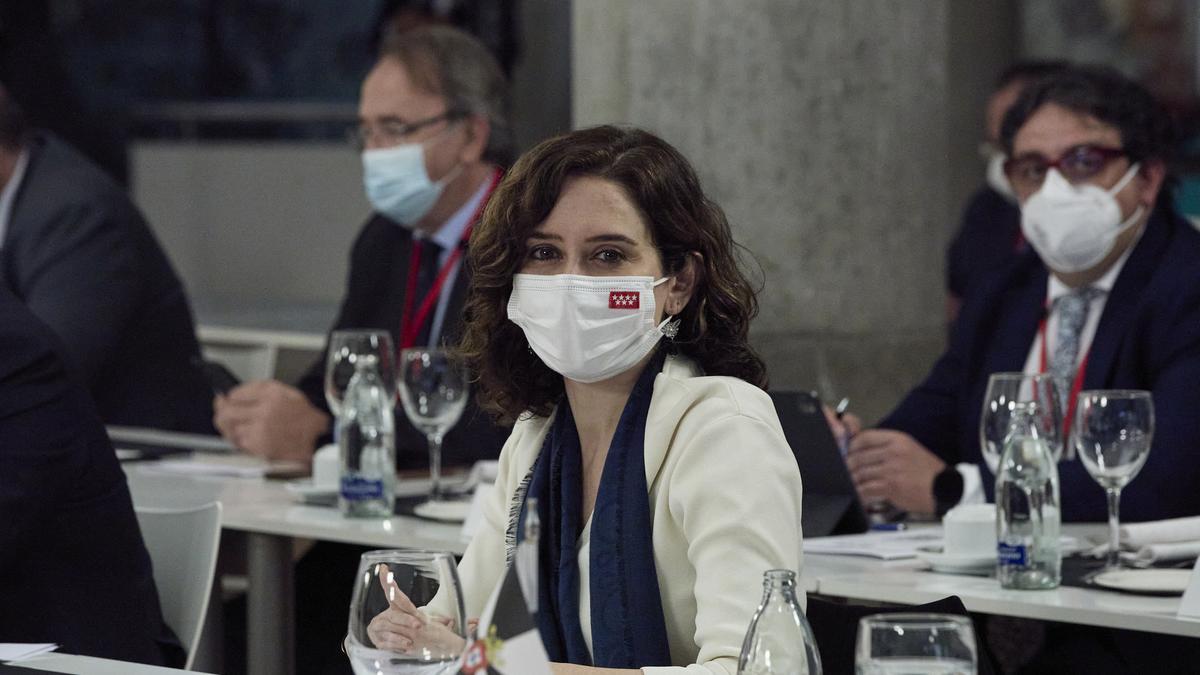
top-left (834, 397), bottom-right (851, 456)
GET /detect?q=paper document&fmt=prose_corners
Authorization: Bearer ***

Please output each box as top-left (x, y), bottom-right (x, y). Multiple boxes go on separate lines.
top-left (150, 453), bottom-right (305, 479)
top-left (1121, 516), bottom-right (1200, 547)
top-left (804, 529), bottom-right (945, 560)
top-left (0, 643), bottom-right (58, 662)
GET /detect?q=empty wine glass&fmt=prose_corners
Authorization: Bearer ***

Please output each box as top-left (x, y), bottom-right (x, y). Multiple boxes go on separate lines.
top-left (398, 348), bottom-right (469, 503)
top-left (1073, 390), bottom-right (1154, 569)
top-left (856, 613), bottom-right (976, 674)
top-left (326, 330), bottom-right (396, 419)
top-left (980, 372), bottom-right (1063, 476)
top-left (345, 549), bottom-right (466, 674)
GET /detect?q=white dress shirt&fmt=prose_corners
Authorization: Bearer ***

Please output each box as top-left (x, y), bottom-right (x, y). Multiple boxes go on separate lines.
top-left (0, 150), bottom-right (30, 248)
top-left (413, 175), bottom-right (492, 346)
top-left (954, 243), bottom-right (1136, 507)
top-left (577, 517), bottom-right (595, 659)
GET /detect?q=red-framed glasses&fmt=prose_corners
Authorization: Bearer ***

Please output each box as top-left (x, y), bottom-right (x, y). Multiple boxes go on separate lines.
top-left (1003, 144), bottom-right (1128, 193)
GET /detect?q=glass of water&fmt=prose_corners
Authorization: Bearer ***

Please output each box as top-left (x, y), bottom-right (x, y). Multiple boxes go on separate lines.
top-left (1073, 390), bottom-right (1154, 569)
top-left (345, 549), bottom-right (466, 674)
top-left (398, 348), bottom-right (469, 503)
top-left (856, 613), bottom-right (976, 674)
top-left (326, 330), bottom-right (396, 418)
top-left (980, 372), bottom-right (1063, 475)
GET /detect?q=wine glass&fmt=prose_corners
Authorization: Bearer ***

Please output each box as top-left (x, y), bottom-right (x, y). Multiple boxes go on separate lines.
top-left (856, 613), bottom-right (977, 674)
top-left (326, 330), bottom-right (396, 419)
top-left (398, 348), bottom-right (469, 503)
top-left (980, 372), bottom-right (1063, 476)
top-left (1073, 390), bottom-right (1154, 569)
top-left (345, 550), bottom-right (467, 674)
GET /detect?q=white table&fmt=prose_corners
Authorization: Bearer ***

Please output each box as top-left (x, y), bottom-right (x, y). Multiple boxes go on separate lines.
top-left (803, 526), bottom-right (1200, 639)
top-left (126, 464), bottom-right (1200, 674)
top-left (125, 464), bottom-right (464, 675)
top-left (15, 652), bottom-right (209, 674)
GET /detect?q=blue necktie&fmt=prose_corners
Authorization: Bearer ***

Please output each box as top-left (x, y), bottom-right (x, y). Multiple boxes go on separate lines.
top-left (1049, 286), bottom-right (1103, 404)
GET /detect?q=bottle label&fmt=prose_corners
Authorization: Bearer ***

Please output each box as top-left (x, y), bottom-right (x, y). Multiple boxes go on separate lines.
top-left (998, 541), bottom-right (1029, 567)
top-left (341, 476), bottom-right (385, 501)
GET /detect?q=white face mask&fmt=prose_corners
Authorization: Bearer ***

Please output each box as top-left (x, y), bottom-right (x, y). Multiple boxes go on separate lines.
top-left (507, 274), bottom-right (673, 384)
top-left (985, 151), bottom-right (1017, 203)
top-left (1020, 164), bottom-right (1145, 274)
top-left (362, 137), bottom-right (462, 227)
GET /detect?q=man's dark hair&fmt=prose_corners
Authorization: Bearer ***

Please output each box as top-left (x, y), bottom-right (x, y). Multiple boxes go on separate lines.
top-left (1000, 65), bottom-right (1177, 162)
top-left (0, 83), bottom-right (30, 151)
top-left (994, 60), bottom-right (1071, 91)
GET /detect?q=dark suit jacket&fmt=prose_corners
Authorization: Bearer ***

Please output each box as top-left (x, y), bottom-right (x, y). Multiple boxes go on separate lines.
top-left (946, 185), bottom-right (1023, 300)
top-left (882, 206), bottom-right (1200, 522)
top-left (297, 214), bottom-right (509, 469)
top-left (0, 288), bottom-right (183, 666)
top-left (0, 131), bottom-right (212, 432)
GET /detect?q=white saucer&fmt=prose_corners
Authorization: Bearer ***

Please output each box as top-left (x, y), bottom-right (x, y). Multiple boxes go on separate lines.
top-left (915, 546), bottom-right (995, 575)
top-left (1091, 569), bottom-right (1192, 595)
top-left (284, 479), bottom-right (338, 504)
top-left (413, 498), bottom-right (472, 523)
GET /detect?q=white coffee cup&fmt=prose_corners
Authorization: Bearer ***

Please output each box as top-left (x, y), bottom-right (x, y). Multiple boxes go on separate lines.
top-left (942, 503), bottom-right (997, 557)
top-left (312, 443), bottom-right (340, 489)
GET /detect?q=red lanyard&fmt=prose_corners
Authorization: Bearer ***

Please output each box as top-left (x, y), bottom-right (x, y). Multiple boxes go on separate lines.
top-left (398, 168), bottom-right (502, 349)
top-left (1037, 309), bottom-right (1090, 438)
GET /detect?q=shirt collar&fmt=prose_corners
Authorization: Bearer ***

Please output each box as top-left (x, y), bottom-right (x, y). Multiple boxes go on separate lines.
top-left (1045, 230), bottom-right (1139, 303)
top-left (421, 174), bottom-right (492, 251)
top-left (0, 149), bottom-right (30, 247)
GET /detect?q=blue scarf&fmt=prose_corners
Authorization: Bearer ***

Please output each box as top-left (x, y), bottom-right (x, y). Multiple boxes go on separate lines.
top-left (518, 351), bottom-right (672, 667)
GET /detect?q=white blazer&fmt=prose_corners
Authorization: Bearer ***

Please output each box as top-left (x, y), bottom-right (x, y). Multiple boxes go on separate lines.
top-left (452, 354), bottom-right (804, 674)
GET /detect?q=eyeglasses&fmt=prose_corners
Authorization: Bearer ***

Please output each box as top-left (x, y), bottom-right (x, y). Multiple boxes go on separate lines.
top-left (349, 110), bottom-right (466, 150)
top-left (1003, 144), bottom-right (1128, 193)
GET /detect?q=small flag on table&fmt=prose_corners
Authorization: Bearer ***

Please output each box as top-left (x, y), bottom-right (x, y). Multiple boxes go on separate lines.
top-left (457, 498), bottom-right (550, 675)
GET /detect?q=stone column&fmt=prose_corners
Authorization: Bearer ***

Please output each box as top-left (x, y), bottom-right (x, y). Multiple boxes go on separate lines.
top-left (574, 0), bottom-right (1019, 421)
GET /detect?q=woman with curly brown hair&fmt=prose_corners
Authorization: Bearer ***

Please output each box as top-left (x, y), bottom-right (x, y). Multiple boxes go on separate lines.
top-left (370, 125), bottom-right (804, 674)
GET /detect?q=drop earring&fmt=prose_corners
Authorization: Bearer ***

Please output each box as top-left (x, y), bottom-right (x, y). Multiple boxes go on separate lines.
top-left (662, 316), bottom-right (681, 340)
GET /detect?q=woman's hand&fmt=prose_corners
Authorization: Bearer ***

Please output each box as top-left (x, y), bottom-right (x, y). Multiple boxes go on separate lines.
top-left (365, 564), bottom-right (468, 656)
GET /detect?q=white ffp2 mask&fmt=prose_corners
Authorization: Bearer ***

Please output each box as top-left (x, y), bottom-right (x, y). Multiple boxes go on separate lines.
top-left (1020, 164), bottom-right (1144, 274)
top-left (507, 274), bottom-right (672, 383)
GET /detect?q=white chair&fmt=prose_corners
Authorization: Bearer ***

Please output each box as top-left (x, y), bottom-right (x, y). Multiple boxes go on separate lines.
top-left (135, 502), bottom-right (223, 671)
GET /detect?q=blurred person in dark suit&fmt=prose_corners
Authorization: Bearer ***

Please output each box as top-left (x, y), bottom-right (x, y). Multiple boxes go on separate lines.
top-left (946, 61), bottom-right (1068, 324)
top-left (213, 25), bottom-right (511, 469)
top-left (0, 285), bottom-right (184, 667)
top-left (0, 1), bottom-right (128, 182)
top-left (0, 83), bottom-right (213, 432)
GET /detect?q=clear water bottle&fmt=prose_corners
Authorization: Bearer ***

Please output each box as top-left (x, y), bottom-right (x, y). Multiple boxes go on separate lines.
top-left (995, 402), bottom-right (1061, 589)
top-left (738, 569), bottom-right (822, 675)
top-left (338, 354), bottom-right (395, 518)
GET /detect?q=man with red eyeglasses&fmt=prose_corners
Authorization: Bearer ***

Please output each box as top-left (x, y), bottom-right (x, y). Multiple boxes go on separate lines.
top-left (844, 65), bottom-right (1200, 523)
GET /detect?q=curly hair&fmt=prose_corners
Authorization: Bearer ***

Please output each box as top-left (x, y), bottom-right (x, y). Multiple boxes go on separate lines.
top-left (458, 125), bottom-right (767, 425)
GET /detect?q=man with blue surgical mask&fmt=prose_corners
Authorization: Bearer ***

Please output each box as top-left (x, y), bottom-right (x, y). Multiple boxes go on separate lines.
top-left (214, 25), bottom-right (512, 469)
top-left (844, 65), bottom-right (1200, 528)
